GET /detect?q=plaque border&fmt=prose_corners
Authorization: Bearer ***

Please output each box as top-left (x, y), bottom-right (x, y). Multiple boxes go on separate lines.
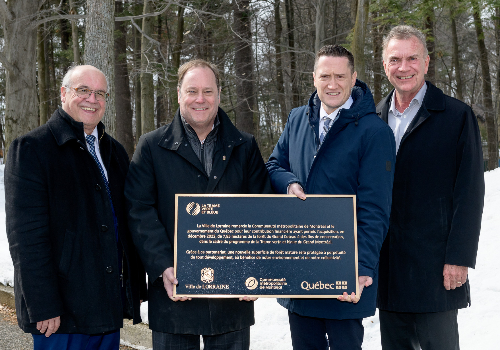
top-left (174, 194), bottom-right (358, 299)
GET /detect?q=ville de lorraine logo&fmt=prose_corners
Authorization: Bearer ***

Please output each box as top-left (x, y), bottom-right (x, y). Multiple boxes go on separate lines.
top-left (186, 202), bottom-right (201, 216)
top-left (201, 267), bottom-right (214, 283)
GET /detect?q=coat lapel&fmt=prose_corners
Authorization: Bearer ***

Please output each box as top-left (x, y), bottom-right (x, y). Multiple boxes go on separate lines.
top-left (158, 110), bottom-right (206, 175)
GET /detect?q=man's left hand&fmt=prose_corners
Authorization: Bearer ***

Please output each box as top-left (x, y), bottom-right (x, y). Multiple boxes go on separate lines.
top-left (443, 264), bottom-right (468, 290)
top-left (337, 276), bottom-right (372, 303)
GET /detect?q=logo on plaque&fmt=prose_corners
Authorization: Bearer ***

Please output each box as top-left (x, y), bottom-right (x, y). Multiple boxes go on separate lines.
top-left (186, 202), bottom-right (201, 216)
top-left (201, 268), bottom-right (214, 283)
top-left (245, 277), bottom-right (258, 290)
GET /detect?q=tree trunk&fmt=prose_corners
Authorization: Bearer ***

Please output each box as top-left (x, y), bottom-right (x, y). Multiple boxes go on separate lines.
top-left (69, 0), bottom-right (81, 65)
top-left (352, 0), bottom-right (369, 81)
top-left (140, 0), bottom-right (155, 135)
top-left (314, 0), bottom-right (326, 52)
top-left (38, 24), bottom-right (48, 125)
top-left (156, 14), bottom-right (166, 129)
top-left (169, 5), bottom-right (185, 118)
top-left (472, 0), bottom-right (498, 170)
top-left (424, 10), bottom-right (436, 85)
top-left (274, 0), bottom-right (288, 128)
top-left (114, 0), bottom-right (134, 159)
top-left (133, 24), bottom-right (142, 141)
top-left (59, 0), bottom-right (71, 72)
top-left (48, 34), bottom-right (57, 113)
top-left (84, 0), bottom-right (115, 136)
top-left (43, 22), bottom-right (51, 112)
top-left (450, 14), bottom-right (463, 101)
top-left (372, 20), bottom-right (382, 104)
top-left (172, 5), bottom-right (184, 72)
top-left (495, 7), bottom-right (500, 169)
top-left (1, 0), bottom-right (43, 157)
top-left (285, 0), bottom-right (300, 107)
top-left (233, 0), bottom-right (255, 135)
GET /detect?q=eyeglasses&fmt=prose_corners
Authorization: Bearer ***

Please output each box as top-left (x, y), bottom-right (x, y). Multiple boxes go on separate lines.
top-left (68, 87), bottom-right (109, 102)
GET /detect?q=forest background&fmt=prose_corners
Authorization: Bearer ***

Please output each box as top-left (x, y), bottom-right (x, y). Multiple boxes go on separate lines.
top-left (0, 0), bottom-right (499, 170)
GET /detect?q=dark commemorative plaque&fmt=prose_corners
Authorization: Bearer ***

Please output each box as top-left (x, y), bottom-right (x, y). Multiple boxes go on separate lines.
top-left (174, 195), bottom-right (358, 298)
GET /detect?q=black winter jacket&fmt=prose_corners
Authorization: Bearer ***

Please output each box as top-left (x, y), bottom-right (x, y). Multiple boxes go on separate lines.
top-left (6, 108), bottom-right (145, 334)
top-left (125, 108), bottom-right (272, 334)
top-left (376, 82), bottom-right (484, 312)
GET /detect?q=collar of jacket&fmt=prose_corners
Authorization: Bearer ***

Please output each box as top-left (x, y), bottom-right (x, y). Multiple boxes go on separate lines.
top-left (48, 107), bottom-right (107, 147)
top-left (308, 79), bottom-right (376, 123)
top-left (158, 107), bottom-right (246, 151)
top-left (307, 79), bottom-right (377, 134)
top-left (377, 81), bottom-right (445, 124)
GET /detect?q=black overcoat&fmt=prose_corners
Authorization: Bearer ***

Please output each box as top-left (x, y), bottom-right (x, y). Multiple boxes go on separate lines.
top-left (376, 82), bottom-right (484, 312)
top-left (5, 108), bottom-right (146, 334)
top-left (125, 108), bottom-right (272, 335)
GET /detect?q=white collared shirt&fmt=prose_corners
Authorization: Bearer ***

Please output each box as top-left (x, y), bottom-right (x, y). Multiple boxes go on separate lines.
top-left (85, 128), bottom-right (108, 180)
top-left (319, 96), bottom-right (353, 136)
top-left (388, 83), bottom-right (427, 152)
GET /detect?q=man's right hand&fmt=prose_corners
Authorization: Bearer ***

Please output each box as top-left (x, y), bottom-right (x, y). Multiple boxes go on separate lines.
top-left (163, 267), bottom-right (191, 302)
top-left (288, 183), bottom-right (306, 200)
top-left (37, 316), bottom-right (60, 337)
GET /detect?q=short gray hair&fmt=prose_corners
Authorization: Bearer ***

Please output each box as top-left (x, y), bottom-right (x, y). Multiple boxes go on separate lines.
top-left (382, 25), bottom-right (428, 61)
top-left (61, 65), bottom-right (109, 91)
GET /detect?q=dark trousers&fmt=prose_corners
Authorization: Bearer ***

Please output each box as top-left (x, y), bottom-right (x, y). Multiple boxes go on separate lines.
top-left (379, 309), bottom-right (460, 350)
top-left (32, 331), bottom-right (120, 350)
top-left (288, 311), bottom-right (364, 350)
top-left (152, 327), bottom-right (250, 350)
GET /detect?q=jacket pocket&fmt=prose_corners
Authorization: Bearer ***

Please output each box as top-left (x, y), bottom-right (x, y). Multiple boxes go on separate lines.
top-left (58, 229), bottom-right (76, 279)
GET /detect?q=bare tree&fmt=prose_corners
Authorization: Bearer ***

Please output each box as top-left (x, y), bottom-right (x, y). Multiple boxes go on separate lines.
top-left (114, 0), bottom-right (134, 159)
top-left (0, 0), bottom-right (45, 157)
top-left (450, 9), bottom-right (463, 101)
top-left (352, 0), bottom-right (369, 81)
top-left (285, 0), bottom-right (300, 107)
top-left (38, 23), bottom-right (48, 125)
top-left (84, 0), bottom-right (116, 136)
top-left (424, 5), bottom-right (436, 84)
top-left (314, 0), bottom-right (326, 52)
top-left (69, 0), bottom-right (81, 64)
top-left (274, 0), bottom-right (288, 127)
top-left (140, 0), bottom-right (155, 136)
top-left (472, 0), bottom-right (498, 170)
top-left (233, 0), bottom-right (255, 134)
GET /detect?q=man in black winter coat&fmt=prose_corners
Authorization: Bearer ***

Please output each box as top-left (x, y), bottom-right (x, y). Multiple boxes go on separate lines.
top-left (6, 65), bottom-right (146, 350)
top-left (125, 59), bottom-right (272, 350)
top-left (376, 25), bottom-right (485, 350)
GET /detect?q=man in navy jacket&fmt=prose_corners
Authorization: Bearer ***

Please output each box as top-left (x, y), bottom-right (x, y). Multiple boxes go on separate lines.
top-left (376, 25), bottom-right (484, 350)
top-left (267, 45), bottom-right (395, 349)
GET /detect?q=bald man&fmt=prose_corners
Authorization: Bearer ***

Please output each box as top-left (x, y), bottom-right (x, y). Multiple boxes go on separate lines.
top-left (6, 65), bottom-right (146, 350)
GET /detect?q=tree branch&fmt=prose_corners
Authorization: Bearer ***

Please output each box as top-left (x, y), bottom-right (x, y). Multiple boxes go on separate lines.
top-left (32, 0), bottom-right (227, 28)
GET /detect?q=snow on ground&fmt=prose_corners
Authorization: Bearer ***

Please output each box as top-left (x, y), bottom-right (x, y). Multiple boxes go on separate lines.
top-left (1, 165), bottom-right (499, 349)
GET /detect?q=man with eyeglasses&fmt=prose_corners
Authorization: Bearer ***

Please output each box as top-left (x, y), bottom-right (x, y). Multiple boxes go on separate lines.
top-left (5, 65), bottom-right (146, 350)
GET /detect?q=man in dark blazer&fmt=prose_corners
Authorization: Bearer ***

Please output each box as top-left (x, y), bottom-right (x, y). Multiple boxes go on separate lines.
top-left (376, 25), bottom-right (485, 350)
top-left (6, 65), bottom-right (145, 350)
top-left (125, 59), bottom-right (272, 350)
